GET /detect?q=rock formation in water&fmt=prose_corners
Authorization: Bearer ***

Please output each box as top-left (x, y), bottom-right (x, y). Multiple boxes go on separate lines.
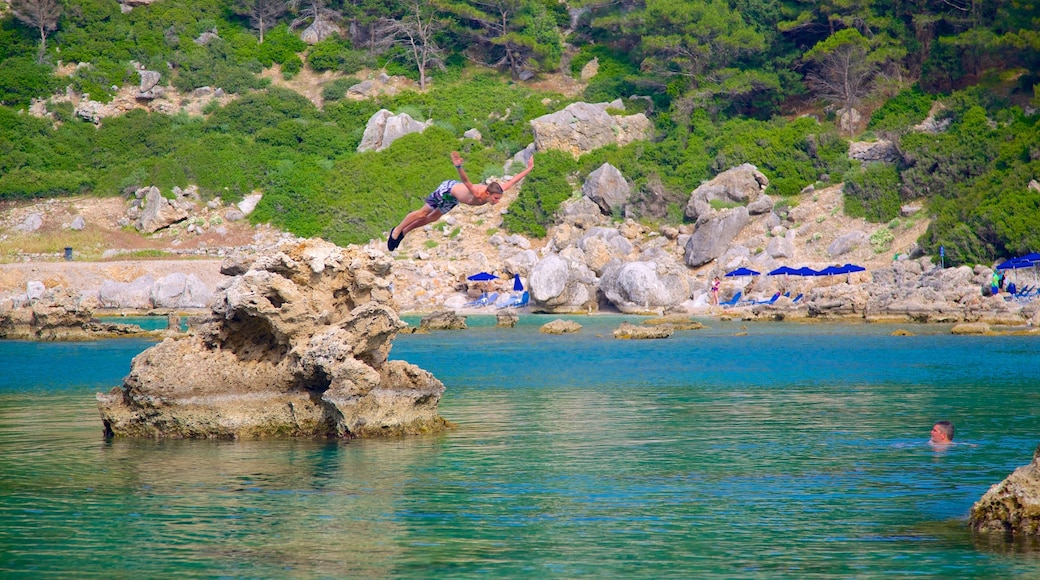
top-left (97, 238), bottom-right (450, 439)
top-left (969, 444), bottom-right (1040, 535)
top-left (0, 286), bottom-right (150, 340)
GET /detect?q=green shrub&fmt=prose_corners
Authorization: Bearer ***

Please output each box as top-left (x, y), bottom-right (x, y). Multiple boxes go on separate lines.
top-left (307, 38), bottom-right (367, 74)
top-left (842, 162), bottom-right (902, 222)
top-left (0, 57), bottom-right (60, 107)
top-left (502, 149), bottom-right (577, 237)
top-left (867, 85), bottom-right (934, 134)
top-left (205, 87), bottom-right (317, 134)
top-left (321, 77), bottom-right (359, 102)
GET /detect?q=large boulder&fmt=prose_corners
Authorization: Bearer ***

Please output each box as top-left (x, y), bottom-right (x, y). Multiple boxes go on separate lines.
top-left (970, 445), bottom-right (1040, 535)
top-left (582, 163), bottom-right (631, 216)
top-left (97, 238), bottom-right (450, 439)
top-left (357, 109), bottom-right (432, 152)
top-left (685, 163), bottom-right (769, 222)
top-left (134, 186), bottom-right (193, 233)
top-left (528, 253), bottom-right (599, 313)
top-left (599, 260), bottom-right (691, 314)
top-left (530, 101), bottom-right (652, 158)
top-left (683, 206), bottom-right (750, 268)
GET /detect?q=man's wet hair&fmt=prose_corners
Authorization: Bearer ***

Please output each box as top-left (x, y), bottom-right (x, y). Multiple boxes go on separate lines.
top-left (487, 182), bottom-right (504, 196)
top-left (935, 420), bottom-right (955, 440)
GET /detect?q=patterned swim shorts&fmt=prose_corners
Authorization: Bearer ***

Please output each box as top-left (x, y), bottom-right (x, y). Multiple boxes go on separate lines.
top-left (424, 180), bottom-right (460, 213)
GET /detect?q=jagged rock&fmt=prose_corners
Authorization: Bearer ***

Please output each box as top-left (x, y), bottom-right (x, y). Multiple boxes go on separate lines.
top-left (496, 312), bottom-right (518, 327)
top-left (580, 57), bottom-right (599, 80)
top-left (358, 109), bottom-right (433, 152)
top-left (613, 322), bottom-right (673, 339)
top-left (238, 192), bottom-right (263, 215)
top-left (683, 206), bottom-right (750, 268)
top-left (420, 310), bottom-right (467, 330)
top-left (970, 445), bottom-right (1040, 534)
top-left (99, 275), bottom-right (154, 309)
top-left (684, 164), bottom-right (769, 222)
top-left (464, 128), bottom-right (482, 141)
top-left (134, 186), bottom-right (193, 233)
top-left (0, 287), bottom-right (147, 340)
top-left (540, 319), bottom-right (581, 334)
top-left (530, 101), bottom-right (652, 158)
top-left (599, 260), bottom-right (690, 314)
top-left (300, 18), bottom-right (342, 44)
top-left (14, 213), bottom-right (43, 233)
top-left (96, 238), bottom-right (447, 439)
top-left (951, 322), bottom-right (991, 335)
top-left (643, 315), bottom-right (704, 330)
top-left (828, 231), bottom-right (869, 257)
top-left (151, 273), bottom-right (214, 309)
top-left (70, 216), bottom-right (86, 230)
top-left (582, 163), bottom-right (630, 216)
top-left (848, 140), bottom-right (900, 163)
top-left (137, 69), bottom-right (163, 99)
top-left (529, 253), bottom-right (598, 313)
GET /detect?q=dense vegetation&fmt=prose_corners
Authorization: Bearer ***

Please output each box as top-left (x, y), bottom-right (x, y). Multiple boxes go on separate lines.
top-left (1, 0), bottom-right (1039, 264)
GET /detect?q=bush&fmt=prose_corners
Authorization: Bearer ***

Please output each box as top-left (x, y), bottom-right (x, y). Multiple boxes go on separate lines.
top-left (842, 162), bottom-right (902, 222)
top-left (502, 149), bottom-right (577, 237)
top-left (867, 85), bottom-right (934, 135)
top-left (307, 38), bottom-right (367, 74)
top-left (205, 87), bottom-right (317, 134)
top-left (321, 77), bottom-right (359, 102)
top-left (0, 57), bottom-right (59, 107)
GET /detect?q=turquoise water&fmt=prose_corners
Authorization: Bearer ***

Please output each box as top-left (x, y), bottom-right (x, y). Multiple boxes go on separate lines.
top-left (3, 316), bottom-right (1040, 578)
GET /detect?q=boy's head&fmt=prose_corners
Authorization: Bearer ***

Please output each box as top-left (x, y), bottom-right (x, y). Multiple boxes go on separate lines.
top-left (486, 182), bottom-right (504, 204)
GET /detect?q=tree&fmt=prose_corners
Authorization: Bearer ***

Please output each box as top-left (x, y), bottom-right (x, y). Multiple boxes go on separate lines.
top-left (289, 0), bottom-right (342, 44)
top-left (802, 28), bottom-right (877, 132)
top-left (10, 0), bottom-right (62, 62)
top-left (235, 0), bottom-right (287, 44)
top-left (437, 0), bottom-right (561, 80)
top-left (380, 0), bottom-right (445, 89)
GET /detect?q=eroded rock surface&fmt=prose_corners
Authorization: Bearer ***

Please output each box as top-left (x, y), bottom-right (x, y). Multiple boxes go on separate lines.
top-left (96, 238), bottom-right (450, 439)
top-left (970, 445), bottom-right (1040, 535)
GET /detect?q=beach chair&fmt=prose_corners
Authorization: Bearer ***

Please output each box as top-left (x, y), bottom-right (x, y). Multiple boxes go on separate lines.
top-left (497, 291), bottom-right (529, 309)
top-left (749, 292), bottom-right (781, 305)
top-left (464, 292), bottom-right (498, 307)
top-left (792, 293), bottom-right (803, 304)
top-left (719, 291), bottom-right (742, 307)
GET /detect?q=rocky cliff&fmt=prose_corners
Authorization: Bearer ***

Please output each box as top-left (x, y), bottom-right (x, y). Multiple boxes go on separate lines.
top-left (970, 445), bottom-right (1040, 535)
top-left (96, 238), bottom-right (451, 439)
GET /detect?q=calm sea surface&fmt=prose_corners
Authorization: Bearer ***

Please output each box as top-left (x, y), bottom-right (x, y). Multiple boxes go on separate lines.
top-left (3, 315), bottom-right (1040, 578)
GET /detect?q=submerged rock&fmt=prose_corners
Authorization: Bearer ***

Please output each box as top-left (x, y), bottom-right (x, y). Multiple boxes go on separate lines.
top-left (96, 238), bottom-right (451, 439)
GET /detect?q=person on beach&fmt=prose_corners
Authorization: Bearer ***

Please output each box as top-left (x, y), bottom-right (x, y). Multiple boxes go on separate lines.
top-left (387, 151), bottom-right (535, 251)
top-left (711, 276), bottom-right (721, 305)
top-left (929, 421), bottom-right (955, 446)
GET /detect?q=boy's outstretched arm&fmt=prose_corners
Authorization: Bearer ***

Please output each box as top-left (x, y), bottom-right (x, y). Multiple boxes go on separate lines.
top-left (451, 151), bottom-right (486, 200)
top-left (500, 154), bottom-right (535, 191)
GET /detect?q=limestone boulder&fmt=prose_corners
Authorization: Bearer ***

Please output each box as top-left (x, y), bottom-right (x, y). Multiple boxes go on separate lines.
top-left (582, 163), bottom-right (630, 216)
top-left (848, 139), bottom-right (900, 163)
top-left (684, 164), bottom-right (769, 222)
top-left (357, 109), bottom-right (432, 152)
top-left (530, 101), bottom-right (652, 158)
top-left (970, 445), bottom-right (1040, 535)
top-left (683, 206), bottom-right (750, 268)
top-left (134, 186), bottom-right (193, 233)
top-left (599, 260), bottom-right (691, 314)
top-left (528, 253), bottom-right (599, 313)
top-left (613, 322), bottom-right (673, 339)
top-left (97, 238), bottom-right (448, 439)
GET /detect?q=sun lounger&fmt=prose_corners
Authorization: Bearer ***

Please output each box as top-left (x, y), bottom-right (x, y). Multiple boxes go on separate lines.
top-left (749, 292), bottom-right (781, 305)
top-left (464, 292), bottom-right (498, 307)
top-left (719, 291), bottom-right (742, 306)
top-left (497, 291), bottom-right (530, 309)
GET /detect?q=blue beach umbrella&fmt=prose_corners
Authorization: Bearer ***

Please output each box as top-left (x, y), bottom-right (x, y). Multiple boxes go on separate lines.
top-left (467, 272), bottom-right (498, 281)
top-left (767, 266), bottom-right (799, 276)
top-left (843, 264), bottom-right (866, 273)
top-left (817, 265), bottom-right (847, 276)
top-left (725, 267), bottom-right (761, 277)
top-left (512, 274), bottom-right (524, 291)
top-left (793, 266), bottom-right (819, 277)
